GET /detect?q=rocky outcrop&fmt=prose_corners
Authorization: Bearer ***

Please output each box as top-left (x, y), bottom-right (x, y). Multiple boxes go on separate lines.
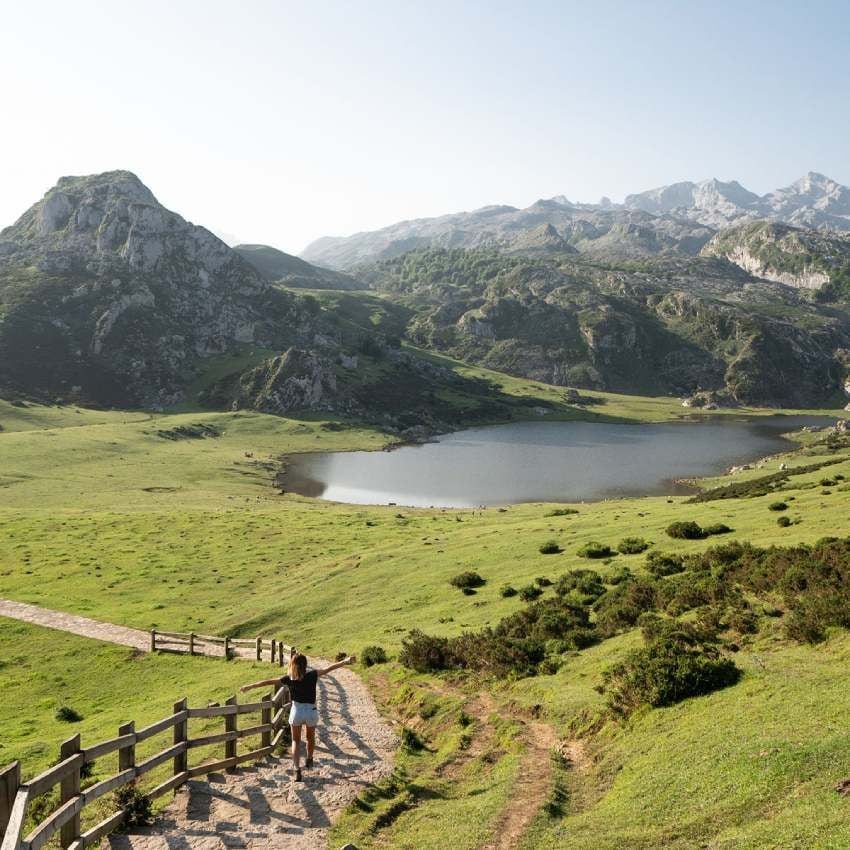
top-left (0, 172), bottom-right (313, 405)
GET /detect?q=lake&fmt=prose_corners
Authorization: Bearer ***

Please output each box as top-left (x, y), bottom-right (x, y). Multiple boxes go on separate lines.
top-left (279, 416), bottom-right (834, 508)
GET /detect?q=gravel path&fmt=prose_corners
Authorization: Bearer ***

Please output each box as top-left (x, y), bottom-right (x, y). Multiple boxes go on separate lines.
top-left (0, 599), bottom-right (398, 850)
top-left (0, 598), bottom-right (150, 650)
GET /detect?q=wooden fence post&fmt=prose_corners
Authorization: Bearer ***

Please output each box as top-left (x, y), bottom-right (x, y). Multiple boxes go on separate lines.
top-left (270, 639), bottom-right (276, 664)
top-left (189, 633), bottom-right (195, 656)
top-left (150, 629), bottom-right (157, 652)
top-left (59, 734), bottom-right (81, 849)
top-left (224, 696), bottom-right (237, 773)
top-left (173, 698), bottom-right (188, 776)
top-left (279, 639), bottom-right (286, 667)
top-left (118, 721), bottom-right (135, 774)
top-left (0, 761), bottom-right (20, 838)
top-left (255, 637), bottom-right (262, 662)
top-left (261, 692), bottom-right (272, 751)
top-left (224, 636), bottom-right (231, 660)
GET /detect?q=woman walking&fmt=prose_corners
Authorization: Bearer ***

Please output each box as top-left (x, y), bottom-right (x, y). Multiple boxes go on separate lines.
top-left (241, 649), bottom-right (356, 781)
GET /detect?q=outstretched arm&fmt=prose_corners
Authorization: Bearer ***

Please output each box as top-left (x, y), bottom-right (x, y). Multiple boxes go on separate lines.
top-left (317, 655), bottom-right (356, 677)
top-left (240, 676), bottom-right (282, 693)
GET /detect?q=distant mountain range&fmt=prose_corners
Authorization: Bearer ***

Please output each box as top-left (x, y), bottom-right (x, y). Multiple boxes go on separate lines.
top-left (2, 170), bottom-right (849, 417)
top-left (301, 172), bottom-right (850, 269)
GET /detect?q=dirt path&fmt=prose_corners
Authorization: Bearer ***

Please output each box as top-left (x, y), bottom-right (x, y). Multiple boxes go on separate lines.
top-left (0, 598), bottom-right (150, 650)
top-left (0, 599), bottom-right (398, 850)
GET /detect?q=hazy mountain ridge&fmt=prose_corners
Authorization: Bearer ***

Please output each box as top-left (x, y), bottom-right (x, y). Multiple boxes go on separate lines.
top-left (302, 172), bottom-right (850, 270)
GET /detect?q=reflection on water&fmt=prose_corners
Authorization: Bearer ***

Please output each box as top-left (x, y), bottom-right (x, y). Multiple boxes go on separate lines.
top-left (280, 416), bottom-right (834, 508)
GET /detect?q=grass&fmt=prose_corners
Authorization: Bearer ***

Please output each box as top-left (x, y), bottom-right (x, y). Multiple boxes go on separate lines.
top-left (1, 388), bottom-right (849, 849)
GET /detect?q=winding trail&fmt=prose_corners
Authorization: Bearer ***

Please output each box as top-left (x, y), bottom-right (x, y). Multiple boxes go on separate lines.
top-left (0, 599), bottom-right (397, 850)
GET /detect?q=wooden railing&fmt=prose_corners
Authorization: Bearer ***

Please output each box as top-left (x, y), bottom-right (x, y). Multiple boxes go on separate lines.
top-left (150, 630), bottom-right (293, 664)
top-left (0, 686), bottom-right (291, 850)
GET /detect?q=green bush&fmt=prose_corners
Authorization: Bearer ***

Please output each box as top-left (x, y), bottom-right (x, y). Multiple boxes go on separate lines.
top-left (606, 566), bottom-right (633, 585)
top-left (555, 569), bottom-right (605, 602)
top-left (519, 584), bottom-right (543, 602)
top-left (601, 621), bottom-right (741, 716)
top-left (450, 571), bottom-right (485, 589)
top-left (114, 785), bottom-right (153, 828)
top-left (546, 508), bottom-right (579, 517)
top-left (777, 515), bottom-right (792, 528)
top-left (645, 550), bottom-right (686, 577)
top-left (539, 540), bottom-right (562, 555)
top-left (399, 629), bottom-right (453, 672)
top-left (401, 727), bottom-right (425, 751)
top-left (500, 584), bottom-right (518, 598)
top-left (535, 576), bottom-right (553, 587)
top-left (704, 523), bottom-right (733, 536)
top-left (55, 706), bottom-right (82, 723)
top-left (577, 541), bottom-right (613, 559)
top-left (361, 645), bottom-right (388, 667)
top-left (617, 536), bottom-right (649, 554)
top-left (768, 501), bottom-right (788, 512)
top-left (594, 578), bottom-right (659, 637)
top-left (666, 520), bottom-right (707, 540)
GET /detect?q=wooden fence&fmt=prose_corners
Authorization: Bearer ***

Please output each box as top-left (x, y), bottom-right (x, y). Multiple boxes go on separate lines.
top-left (150, 629), bottom-right (293, 664)
top-left (0, 686), bottom-right (292, 850)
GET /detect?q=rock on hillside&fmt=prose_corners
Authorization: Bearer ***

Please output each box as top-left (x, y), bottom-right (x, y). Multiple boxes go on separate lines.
top-left (0, 172), bottom-right (312, 405)
top-left (233, 243), bottom-right (366, 290)
top-left (701, 221), bottom-right (850, 295)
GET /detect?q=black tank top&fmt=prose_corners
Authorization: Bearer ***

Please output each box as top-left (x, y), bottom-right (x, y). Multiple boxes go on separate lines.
top-left (281, 669), bottom-right (318, 704)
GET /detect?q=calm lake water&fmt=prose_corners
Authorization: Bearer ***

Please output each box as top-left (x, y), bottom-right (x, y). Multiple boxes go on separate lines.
top-left (280, 416), bottom-right (834, 508)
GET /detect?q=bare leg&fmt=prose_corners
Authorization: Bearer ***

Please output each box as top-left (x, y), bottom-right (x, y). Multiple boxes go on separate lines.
top-left (291, 724), bottom-right (302, 771)
top-left (305, 726), bottom-right (316, 764)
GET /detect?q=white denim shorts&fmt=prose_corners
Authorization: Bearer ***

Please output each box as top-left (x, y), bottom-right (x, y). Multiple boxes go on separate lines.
top-left (289, 701), bottom-right (319, 727)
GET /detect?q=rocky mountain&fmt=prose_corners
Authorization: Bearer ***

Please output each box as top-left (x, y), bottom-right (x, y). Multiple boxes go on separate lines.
top-left (0, 171), bottom-right (319, 406)
top-left (701, 221), bottom-right (850, 296)
top-left (302, 173), bottom-right (850, 271)
top-left (360, 249), bottom-right (850, 408)
top-left (233, 244), bottom-right (365, 290)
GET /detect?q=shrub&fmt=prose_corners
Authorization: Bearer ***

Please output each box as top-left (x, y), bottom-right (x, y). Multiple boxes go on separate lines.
top-left (577, 541), bottom-right (613, 559)
top-left (461, 586), bottom-right (477, 596)
top-left (704, 523), bottom-right (733, 536)
top-left (400, 727), bottom-right (424, 751)
top-left (519, 584), bottom-right (543, 602)
top-left (555, 569), bottom-right (605, 602)
top-left (399, 629), bottom-right (453, 672)
top-left (535, 576), bottom-right (553, 587)
top-left (594, 578), bottom-right (659, 637)
top-left (666, 521), bottom-right (707, 540)
top-left (500, 584), bottom-right (518, 598)
top-left (768, 501), bottom-right (788, 512)
top-left (617, 537), bottom-right (649, 555)
top-left (777, 515), bottom-right (792, 528)
top-left (645, 550), bottom-right (686, 577)
top-left (361, 645), bottom-right (388, 667)
top-left (55, 706), bottom-right (82, 723)
top-left (114, 785), bottom-right (153, 828)
top-left (820, 478), bottom-right (836, 487)
top-left (606, 566), bottom-right (633, 585)
top-left (601, 623), bottom-right (741, 716)
top-left (450, 571), bottom-right (485, 589)
top-left (539, 540), bottom-right (562, 555)
top-left (546, 508), bottom-right (579, 517)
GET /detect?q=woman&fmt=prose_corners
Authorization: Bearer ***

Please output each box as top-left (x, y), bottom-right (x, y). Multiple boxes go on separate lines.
top-left (241, 649), bottom-right (356, 782)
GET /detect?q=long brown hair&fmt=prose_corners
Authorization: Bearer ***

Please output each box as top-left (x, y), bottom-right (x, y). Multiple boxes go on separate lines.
top-left (289, 652), bottom-right (307, 680)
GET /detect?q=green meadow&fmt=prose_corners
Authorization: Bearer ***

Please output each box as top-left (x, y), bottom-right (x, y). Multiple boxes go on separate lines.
top-left (1, 380), bottom-right (848, 849)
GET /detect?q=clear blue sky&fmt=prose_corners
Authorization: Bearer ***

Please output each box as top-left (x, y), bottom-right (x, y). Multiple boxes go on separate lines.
top-left (1, 0), bottom-right (848, 253)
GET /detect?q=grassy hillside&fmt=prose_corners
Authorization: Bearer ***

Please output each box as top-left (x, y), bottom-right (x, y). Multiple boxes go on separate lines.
top-left (1, 388), bottom-right (849, 849)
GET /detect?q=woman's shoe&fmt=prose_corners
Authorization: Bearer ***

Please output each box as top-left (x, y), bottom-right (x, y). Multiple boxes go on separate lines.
top-left (295, 768), bottom-right (303, 782)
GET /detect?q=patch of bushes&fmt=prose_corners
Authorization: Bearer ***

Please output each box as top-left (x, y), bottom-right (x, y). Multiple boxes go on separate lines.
top-left (519, 584), bottom-right (543, 602)
top-left (500, 584), bottom-right (518, 598)
top-left (535, 576), bottom-right (553, 587)
top-left (400, 727), bottom-right (425, 751)
top-left (539, 540), bottom-right (562, 555)
top-left (768, 501), bottom-right (788, 512)
top-left (704, 523), bottom-right (733, 536)
top-left (594, 577), bottom-right (659, 637)
top-left (361, 645), bottom-right (388, 667)
top-left (555, 569), bottom-right (605, 602)
top-left (546, 508), bottom-right (579, 517)
top-left (577, 541), bottom-right (613, 559)
top-left (601, 617), bottom-right (741, 716)
top-left (114, 785), bottom-right (153, 828)
top-left (606, 566), bottom-right (633, 585)
top-left (666, 520), bottom-right (707, 540)
top-left (777, 515), bottom-right (792, 527)
top-left (617, 537), bottom-right (649, 555)
top-left (449, 571), bottom-right (485, 590)
top-left (645, 551), bottom-right (686, 577)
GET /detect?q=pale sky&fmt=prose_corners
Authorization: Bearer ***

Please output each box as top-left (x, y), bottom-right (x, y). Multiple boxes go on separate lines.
top-left (1, 0), bottom-right (849, 254)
